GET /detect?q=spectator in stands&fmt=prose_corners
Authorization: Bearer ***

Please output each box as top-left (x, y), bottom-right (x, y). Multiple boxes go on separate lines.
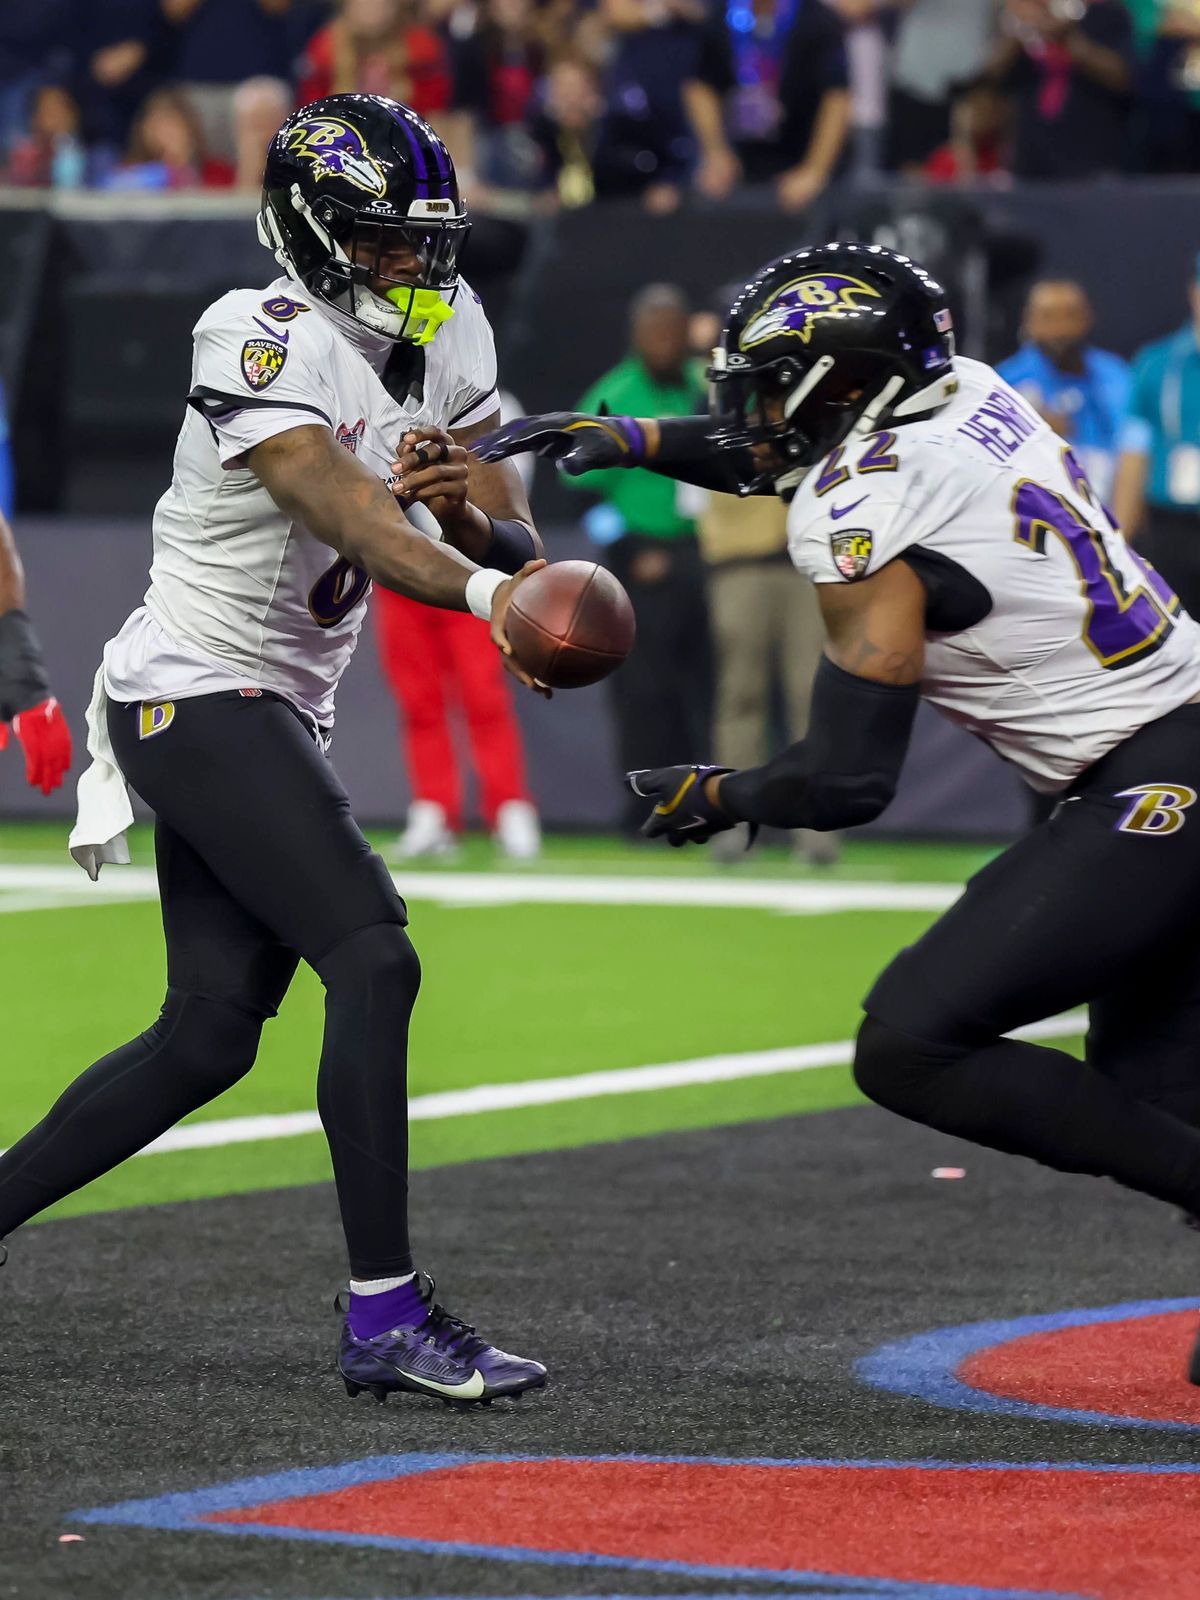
top-left (589, 0), bottom-right (710, 212)
top-left (920, 75), bottom-right (1013, 184)
top-left (101, 85), bottom-right (234, 187)
top-left (830, 0), bottom-right (904, 181)
top-left (232, 74), bottom-right (293, 188)
top-left (0, 1), bottom-right (74, 157)
top-left (164, 0), bottom-right (299, 162)
top-left (298, 0), bottom-right (454, 127)
top-left (683, 0), bottom-right (851, 211)
top-left (1132, 0), bottom-right (1200, 173)
top-left (2, 83), bottom-right (87, 187)
top-left (1113, 256), bottom-right (1200, 619)
top-left (987, 0), bottom-right (1134, 180)
top-left (527, 55), bottom-right (604, 208)
top-left (567, 284), bottom-right (711, 834)
top-left (447, 0), bottom-right (545, 196)
top-left (886, 0), bottom-right (996, 171)
top-left (76, 0), bottom-right (166, 155)
top-left (998, 279), bottom-right (1129, 496)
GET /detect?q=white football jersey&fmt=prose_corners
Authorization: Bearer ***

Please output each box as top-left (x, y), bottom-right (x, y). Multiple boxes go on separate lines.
top-left (102, 273), bottom-right (499, 726)
top-left (788, 357), bottom-right (1200, 792)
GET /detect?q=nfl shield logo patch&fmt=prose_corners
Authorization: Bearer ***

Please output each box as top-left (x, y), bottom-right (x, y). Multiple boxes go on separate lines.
top-left (831, 529), bottom-right (873, 581)
top-left (241, 337), bottom-right (287, 392)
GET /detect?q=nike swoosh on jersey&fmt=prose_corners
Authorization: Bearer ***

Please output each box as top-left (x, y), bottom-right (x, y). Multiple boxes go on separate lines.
top-left (253, 317), bottom-right (288, 342)
top-left (830, 495), bottom-right (868, 520)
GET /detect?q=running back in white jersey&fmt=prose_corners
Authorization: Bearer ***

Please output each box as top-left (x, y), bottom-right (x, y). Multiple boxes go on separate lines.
top-left (103, 274), bottom-right (499, 727)
top-left (787, 358), bottom-right (1200, 792)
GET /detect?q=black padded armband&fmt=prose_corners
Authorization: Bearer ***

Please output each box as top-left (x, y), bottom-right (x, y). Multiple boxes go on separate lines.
top-left (643, 416), bottom-right (757, 495)
top-left (483, 516), bottom-right (538, 575)
top-left (720, 656), bottom-right (919, 831)
top-left (0, 608), bottom-right (51, 720)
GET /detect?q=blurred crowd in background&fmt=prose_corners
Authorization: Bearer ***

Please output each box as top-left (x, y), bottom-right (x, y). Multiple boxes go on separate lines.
top-left (4, 1), bottom-right (1200, 208)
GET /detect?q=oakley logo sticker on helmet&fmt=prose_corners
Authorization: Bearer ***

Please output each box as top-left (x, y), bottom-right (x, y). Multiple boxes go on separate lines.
top-left (286, 117), bottom-right (386, 197)
top-left (831, 529), bottom-right (874, 581)
top-left (741, 274), bottom-right (882, 349)
top-left (241, 336), bottom-right (288, 391)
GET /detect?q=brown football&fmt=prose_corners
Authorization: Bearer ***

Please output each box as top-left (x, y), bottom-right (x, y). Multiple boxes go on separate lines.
top-left (504, 561), bottom-right (636, 689)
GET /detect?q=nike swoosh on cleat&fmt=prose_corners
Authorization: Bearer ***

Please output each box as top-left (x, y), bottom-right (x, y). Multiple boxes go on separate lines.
top-left (396, 1366), bottom-right (487, 1400)
top-left (830, 496), bottom-right (868, 520)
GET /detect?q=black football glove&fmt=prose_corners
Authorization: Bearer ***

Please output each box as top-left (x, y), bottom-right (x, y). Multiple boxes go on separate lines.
top-left (471, 412), bottom-right (647, 476)
top-left (628, 764), bottom-right (755, 848)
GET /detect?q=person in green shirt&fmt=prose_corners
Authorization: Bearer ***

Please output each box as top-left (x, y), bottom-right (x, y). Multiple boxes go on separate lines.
top-left (568, 284), bottom-right (712, 833)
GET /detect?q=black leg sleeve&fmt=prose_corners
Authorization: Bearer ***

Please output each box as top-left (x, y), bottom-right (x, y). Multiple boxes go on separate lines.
top-left (0, 990), bottom-right (264, 1236)
top-left (854, 1016), bottom-right (1200, 1214)
top-left (314, 923), bottom-right (422, 1280)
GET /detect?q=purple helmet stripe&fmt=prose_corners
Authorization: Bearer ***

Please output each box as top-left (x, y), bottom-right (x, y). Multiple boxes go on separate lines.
top-left (391, 107), bottom-right (430, 198)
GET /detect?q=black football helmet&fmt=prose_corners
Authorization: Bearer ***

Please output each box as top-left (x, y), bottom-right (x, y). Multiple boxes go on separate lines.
top-left (258, 93), bottom-right (469, 345)
top-left (708, 242), bottom-right (958, 494)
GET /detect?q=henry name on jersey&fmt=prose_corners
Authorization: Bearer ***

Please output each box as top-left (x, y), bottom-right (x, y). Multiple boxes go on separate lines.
top-left (787, 357), bottom-right (1200, 792)
top-left (102, 274), bottom-right (499, 729)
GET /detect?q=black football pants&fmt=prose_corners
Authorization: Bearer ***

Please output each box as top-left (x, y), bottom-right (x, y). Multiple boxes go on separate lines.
top-left (0, 691), bottom-right (418, 1277)
top-left (855, 701), bottom-right (1200, 1216)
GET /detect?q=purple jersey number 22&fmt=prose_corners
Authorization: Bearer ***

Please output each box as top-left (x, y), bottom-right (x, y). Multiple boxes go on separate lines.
top-left (1013, 452), bottom-right (1179, 670)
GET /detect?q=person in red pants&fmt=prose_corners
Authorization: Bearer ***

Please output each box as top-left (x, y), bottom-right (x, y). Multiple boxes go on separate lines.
top-left (375, 584), bottom-right (541, 859)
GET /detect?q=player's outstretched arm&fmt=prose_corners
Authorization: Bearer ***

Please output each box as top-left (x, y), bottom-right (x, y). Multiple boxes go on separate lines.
top-left (247, 424), bottom-right (548, 691)
top-left (471, 412), bottom-right (755, 495)
top-left (629, 560), bottom-right (926, 845)
top-left (0, 511), bottom-right (72, 795)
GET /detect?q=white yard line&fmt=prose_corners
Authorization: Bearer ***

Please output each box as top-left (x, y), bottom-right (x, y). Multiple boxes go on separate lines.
top-left (0, 863), bottom-right (961, 916)
top-left (14, 1012), bottom-right (1081, 1160)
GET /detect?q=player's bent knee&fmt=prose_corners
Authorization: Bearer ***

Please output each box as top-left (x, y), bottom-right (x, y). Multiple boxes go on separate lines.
top-left (852, 1013), bottom-right (965, 1115)
top-left (157, 989), bottom-right (264, 1096)
top-left (316, 922), bottom-right (422, 1010)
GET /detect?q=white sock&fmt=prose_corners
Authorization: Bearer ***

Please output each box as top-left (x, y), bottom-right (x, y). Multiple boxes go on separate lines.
top-left (349, 1272), bottom-right (417, 1295)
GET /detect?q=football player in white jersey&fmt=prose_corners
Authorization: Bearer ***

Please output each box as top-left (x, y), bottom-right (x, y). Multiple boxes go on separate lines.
top-left (477, 243), bottom-right (1200, 1363)
top-left (0, 511), bottom-right (71, 795)
top-left (0, 95), bottom-right (549, 1406)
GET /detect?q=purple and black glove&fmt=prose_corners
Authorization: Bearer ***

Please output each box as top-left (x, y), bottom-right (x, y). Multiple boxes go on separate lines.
top-left (628, 764), bottom-right (754, 848)
top-left (470, 412), bottom-right (646, 476)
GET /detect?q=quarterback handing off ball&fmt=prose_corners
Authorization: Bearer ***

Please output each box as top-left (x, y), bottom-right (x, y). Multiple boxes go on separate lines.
top-left (505, 560), bottom-right (635, 688)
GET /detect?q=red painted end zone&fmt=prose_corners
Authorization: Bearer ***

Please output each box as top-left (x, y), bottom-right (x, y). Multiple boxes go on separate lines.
top-left (207, 1457), bottom-right (1200, 1598)
top-left (959, 1309), bottom-right (1200, 1425)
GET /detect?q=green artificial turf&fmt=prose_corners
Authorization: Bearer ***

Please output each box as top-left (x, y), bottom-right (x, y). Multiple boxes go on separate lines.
top-left (0, 823), bottom-right (1076, 1224)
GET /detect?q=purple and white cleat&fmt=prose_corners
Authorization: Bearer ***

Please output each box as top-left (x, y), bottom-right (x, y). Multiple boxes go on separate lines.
top-left (338, 1271), bottom-right (547, 1408)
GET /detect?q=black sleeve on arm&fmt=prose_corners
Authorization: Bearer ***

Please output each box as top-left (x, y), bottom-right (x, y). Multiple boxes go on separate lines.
top-left (719, 654), bottom-right (919, 830)
top-left (642, 416), bottom-right (769, 495)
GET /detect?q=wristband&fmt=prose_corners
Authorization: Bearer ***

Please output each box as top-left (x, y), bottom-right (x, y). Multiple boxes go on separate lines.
top-left (484, 515), bottom-right (538, 575)
top-left (465, 568), bottom-right (508, 620)
top-left (0, 608), bottom-right (51, 720)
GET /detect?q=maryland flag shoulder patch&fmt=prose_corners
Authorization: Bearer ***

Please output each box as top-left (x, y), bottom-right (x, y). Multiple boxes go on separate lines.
top-left (241, 336), bottom-right (287, 392)
top-left (830, 528), bottom-right (874, 581)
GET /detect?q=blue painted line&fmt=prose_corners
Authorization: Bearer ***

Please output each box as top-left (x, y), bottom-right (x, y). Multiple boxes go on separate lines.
top-left (857, 1297), bottom-right (1200, 1431)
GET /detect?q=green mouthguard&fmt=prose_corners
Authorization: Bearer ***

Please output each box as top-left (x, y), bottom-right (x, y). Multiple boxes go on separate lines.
top-left (384, 285), bottom-right (456, 346)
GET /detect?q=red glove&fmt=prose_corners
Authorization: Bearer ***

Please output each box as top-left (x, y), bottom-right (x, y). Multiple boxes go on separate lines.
top-left (0, 697), bottom-right (73, 795)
